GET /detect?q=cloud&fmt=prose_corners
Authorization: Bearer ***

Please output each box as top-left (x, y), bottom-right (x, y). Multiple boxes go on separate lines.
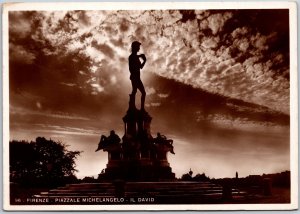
top-left (60, 82), bottom-right (77, 87)
top-left (145, 87), bottom-right (156, 95)
top-left (9, 11), bottom-right (33, 39)
top-left (231, 27), bottom-right (249, 38)
top-left (207, 12), bottom-right (233, 35)
top-left (91, 40), bottom-right (115, 59)
top-left (150, 102), bottom-right (161, 107)
top-left (10, 44), bottom-right (36, 64)
top-left (158, 93), bottom-right (169, 98)
top-left (34, 124), bottom-right (99, 136)
top-left (110, 75), bottom-right (117, 85)
top-left (196, 111), bottom-right (289, 133)
top-left (10, 105), bottom-right (90, 121)
top-left (201, 36), bottom-right (220, 49)
top-left (36, 102), bottom-right (42, 109)
top-left (91, 83), bottom-right (104, 93)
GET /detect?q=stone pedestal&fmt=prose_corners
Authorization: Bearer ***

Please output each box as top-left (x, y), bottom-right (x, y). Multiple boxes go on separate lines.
top-left (97, 102), bottom-right (175, 181)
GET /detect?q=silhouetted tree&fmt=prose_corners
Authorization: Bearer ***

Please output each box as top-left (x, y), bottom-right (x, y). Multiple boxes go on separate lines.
top-left (193, 173), bottom-right (210, 182)
top-left (181, 170), bottom-right (210, 181)
top-left (181, 173), bottom-right (193, 181)
top-left (81, 176), bottom-right (97, 183)
top-left (10, 137), bottom-right (81, 187)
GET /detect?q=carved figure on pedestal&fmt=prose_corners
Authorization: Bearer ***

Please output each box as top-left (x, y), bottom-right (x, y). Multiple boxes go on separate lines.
top-left (128, 41), bottom-right (147, 110)
top-left (95, 130), bottom-right (121, 152)
top-left (154, 132), bottom-right (175, 154)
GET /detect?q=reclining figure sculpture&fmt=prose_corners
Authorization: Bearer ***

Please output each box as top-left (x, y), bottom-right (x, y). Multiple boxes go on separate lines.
top-left (95, 130), bottom-right (121, 152)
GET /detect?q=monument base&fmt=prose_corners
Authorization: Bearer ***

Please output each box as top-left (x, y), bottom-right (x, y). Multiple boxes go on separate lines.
top-left (99, 161), bottom-right (175, 181)
top-left (97, 108), bottom-right (176, 181)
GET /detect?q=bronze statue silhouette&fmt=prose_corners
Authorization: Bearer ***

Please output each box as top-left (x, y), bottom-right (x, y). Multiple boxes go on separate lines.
top-left (95, 130), bottom-right (121, 152)
top-left (128, 41), bottom-right (147, 110)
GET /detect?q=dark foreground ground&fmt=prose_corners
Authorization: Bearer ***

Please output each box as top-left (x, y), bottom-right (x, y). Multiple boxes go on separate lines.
top-left (10, 183), bottom-right (290, 205)
top-left (238, 187), bottom-right (290, 204)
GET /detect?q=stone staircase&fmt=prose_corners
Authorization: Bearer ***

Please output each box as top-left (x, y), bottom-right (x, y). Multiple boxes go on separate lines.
top-left (39, 183), bottom-right (115, 197)
top-left (34, 181), bottom-right (247, 204)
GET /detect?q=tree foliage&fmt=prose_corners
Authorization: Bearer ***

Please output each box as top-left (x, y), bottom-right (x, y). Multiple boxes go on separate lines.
top-left (181, 171), bottom-right (210, 182)
top-left (10, 137), bottom-right (81, 187)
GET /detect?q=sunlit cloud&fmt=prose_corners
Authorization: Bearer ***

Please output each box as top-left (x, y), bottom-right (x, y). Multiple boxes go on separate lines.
top-left (34, 124), bottom-right (99, 136)
top-left (158, 93), bottom-right (169, 98)
top-left (10, 106), bottom-right (91, 121)
top-left (146, 87), bottom-right (156, 95)
top-left (60, 82), bottom-right (77, 87)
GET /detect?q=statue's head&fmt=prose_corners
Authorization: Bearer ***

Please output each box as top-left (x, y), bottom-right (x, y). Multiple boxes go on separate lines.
top-left (110, 130), bottom-right (115, 135)
top-left (131, 41), bottom-right (141, 53)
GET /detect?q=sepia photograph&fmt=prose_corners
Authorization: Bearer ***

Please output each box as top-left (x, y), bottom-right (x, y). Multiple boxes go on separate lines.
top-left (2, 2), bottom-right (298, 211)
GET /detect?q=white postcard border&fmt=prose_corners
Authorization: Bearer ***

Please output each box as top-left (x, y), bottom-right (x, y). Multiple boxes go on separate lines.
top-left (2, 1), bottom-right (298, 211)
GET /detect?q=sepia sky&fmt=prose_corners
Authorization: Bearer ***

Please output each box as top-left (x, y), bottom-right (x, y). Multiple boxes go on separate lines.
top-left (9, 9), bottom-right (290, 179)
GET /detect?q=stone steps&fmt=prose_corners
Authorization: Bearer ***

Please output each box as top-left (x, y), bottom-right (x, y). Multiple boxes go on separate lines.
top-left (41, 192), bottom-right (115, 196)
top-left (64, 188), bottom-right (115, 192)
top-left (35, 181), bottom-right (247, 203)
top-left (158, 193), bottom-right (223, 197)
top-left (66, 183), bottom-right (114, 188)
top-left (48, 190), bottom-right (115, 194)
top-left (125, 186), bottom-right (221, 191)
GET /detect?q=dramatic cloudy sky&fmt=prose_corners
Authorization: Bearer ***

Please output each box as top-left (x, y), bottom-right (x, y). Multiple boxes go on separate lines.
top-left (9, 9), bottom-right (290, 179)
